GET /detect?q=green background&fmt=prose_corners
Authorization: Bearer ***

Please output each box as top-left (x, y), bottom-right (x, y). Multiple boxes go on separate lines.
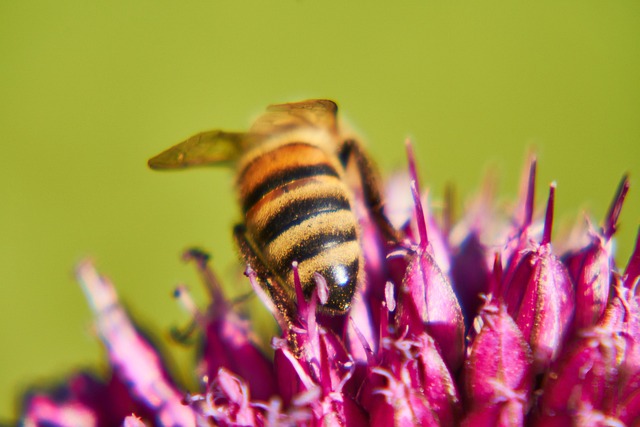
top-left (1, 1), bottom-right (639, 420)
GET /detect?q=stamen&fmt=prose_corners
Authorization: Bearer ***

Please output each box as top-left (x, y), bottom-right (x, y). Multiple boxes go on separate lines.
top-left (313, 273), bottom-right (329, 306)
top-left (183, 248), bottom-right (225, 304)
top-left (349, 317), bottom-right (374, 364)
top-left (170, 286), bottom-right (203, 343)
top-left (385, 281), bottom-right (396, 312)
top-left (173, 285), bottom-right (206, 330)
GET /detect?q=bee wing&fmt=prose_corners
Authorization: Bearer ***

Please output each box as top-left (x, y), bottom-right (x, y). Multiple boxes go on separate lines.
top-left (250, 99), bottom-right (338, 135)
top-left (148, 130), bottom-right (247, 170)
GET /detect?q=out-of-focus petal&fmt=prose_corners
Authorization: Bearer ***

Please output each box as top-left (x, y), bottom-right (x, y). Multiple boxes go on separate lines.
top-left (76, 261), bottom-right (196, 426)
top-left (23, 395), bottom-right (98, 427)
top-left (22, 372), bottom-right (155, 427)
top-left (451, 233), bottom-right (490, 324)
top-left (122, 415), bottom-right (147, 427)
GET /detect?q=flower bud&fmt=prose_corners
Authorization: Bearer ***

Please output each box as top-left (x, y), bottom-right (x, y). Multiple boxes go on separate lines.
top-left (563, 175), bottom-right (629, 331)
top-left (463, 300), bottom-right (534, 426)
top-left (399, 180), bottom-right (465, 371)
top-left (501, 183), bottom-right (575, 371)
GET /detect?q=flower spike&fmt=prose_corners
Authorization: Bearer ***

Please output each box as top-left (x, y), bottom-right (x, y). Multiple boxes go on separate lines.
top-left (603, 174), bottom-right (630, 240)
top-left (541, 182), bottom-right (556, 245)
top-left (521, 156), bottom-right (537, 230)
top-left (626, 226), bottom-right (640, 292)
top-left (411, 180), bottom-right (429, 249)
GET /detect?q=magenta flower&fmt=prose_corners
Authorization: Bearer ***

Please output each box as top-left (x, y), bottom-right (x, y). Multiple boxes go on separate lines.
top-left (19, 145), bottom-right (640, 426)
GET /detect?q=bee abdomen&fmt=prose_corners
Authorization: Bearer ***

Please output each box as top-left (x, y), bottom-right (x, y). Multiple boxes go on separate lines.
top-left (241, 163), bottom-right (340, 213)
top-left (239, 141), bottom-right (361, 310)
top-left (257, 193), bottom-right (352, 244)
top-left (238, 142), bottom-right (342, 214)
top-left (267, 209), bottom-right (358, 278)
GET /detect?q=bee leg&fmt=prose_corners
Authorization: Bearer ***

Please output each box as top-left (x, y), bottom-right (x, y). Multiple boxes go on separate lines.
top-left (233, 224), bottom-right (302, 354)
top-left (339, 139), bottom-right (401, 244)
top-left (233, 224), bottom-right (296, 322)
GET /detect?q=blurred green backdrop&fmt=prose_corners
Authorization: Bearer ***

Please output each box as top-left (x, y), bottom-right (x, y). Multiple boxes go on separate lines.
top-left (1, 0), bottom-right (639, 420)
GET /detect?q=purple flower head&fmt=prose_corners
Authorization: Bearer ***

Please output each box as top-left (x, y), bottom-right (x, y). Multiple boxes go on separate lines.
top-left (17, 142), bottom-right (640, 426)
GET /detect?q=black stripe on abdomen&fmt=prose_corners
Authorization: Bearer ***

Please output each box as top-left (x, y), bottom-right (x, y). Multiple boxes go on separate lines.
top-left (272, 225), bottom-right (357, 278)
top-left (242, 163), bottom-right (339, 213)
top-left (257, 194), bottom-right (351, 245)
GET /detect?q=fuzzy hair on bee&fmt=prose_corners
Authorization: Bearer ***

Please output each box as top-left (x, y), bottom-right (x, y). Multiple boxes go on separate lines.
top-left (148, 99), bottom-right (397, 317)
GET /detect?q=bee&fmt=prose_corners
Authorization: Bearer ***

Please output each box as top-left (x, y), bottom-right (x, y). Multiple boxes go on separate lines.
top-left (148, 99), bottom-right (396, 316)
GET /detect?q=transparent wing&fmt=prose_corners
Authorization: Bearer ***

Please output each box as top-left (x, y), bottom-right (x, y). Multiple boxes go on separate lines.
top-left (249, 99), bottom-right (338, 135)
top-left (148, 130), bottom-right (246, 170)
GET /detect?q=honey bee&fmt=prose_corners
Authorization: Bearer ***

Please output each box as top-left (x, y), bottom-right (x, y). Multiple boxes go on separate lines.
top-left (149, 99), bottom-right (396, 316)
